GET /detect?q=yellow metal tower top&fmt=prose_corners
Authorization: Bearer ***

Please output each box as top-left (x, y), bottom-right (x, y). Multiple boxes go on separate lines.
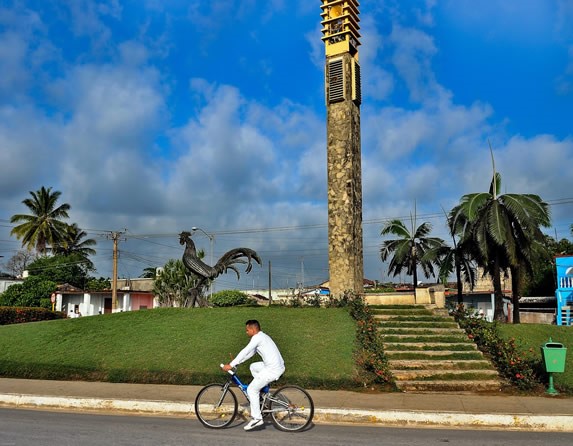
top-left (320, 0), bottom-right (361, 57)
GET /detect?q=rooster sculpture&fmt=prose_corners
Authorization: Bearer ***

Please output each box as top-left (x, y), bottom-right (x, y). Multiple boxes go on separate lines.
top-left (179, 231), bottom-right (262, 307)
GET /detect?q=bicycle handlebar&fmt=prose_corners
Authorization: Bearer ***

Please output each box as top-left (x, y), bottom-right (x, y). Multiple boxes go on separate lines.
top-left (220, 363), bottom-right (236, 375)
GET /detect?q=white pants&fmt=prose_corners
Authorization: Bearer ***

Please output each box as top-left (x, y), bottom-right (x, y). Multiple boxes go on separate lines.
top-left (247, 362), bottom-right (284, 420)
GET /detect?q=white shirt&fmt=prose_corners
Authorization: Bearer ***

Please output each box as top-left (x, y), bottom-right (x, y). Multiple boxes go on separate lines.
top-left (230, 331), bottom-right (285, 373)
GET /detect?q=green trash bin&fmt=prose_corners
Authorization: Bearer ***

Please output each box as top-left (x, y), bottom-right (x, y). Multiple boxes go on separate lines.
top-left (541, 338), bottom-right (567, 395)
top-left (541, 339), bottom-right (567, 373)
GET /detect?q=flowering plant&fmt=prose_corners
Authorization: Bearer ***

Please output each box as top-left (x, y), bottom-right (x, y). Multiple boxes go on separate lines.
top-left (335, 291), bottom-right (394, 386)
top-left (450, 304), bottom-right (542, 390)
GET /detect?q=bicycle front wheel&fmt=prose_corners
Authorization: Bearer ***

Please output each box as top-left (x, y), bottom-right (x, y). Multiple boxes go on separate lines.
top-left (270, 385), bottom-right (314, 432)
top-left (194, 384), bottom-right (238, 428)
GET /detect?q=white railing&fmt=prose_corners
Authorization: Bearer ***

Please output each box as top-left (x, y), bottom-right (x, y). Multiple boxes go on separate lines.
top-left (558, 276), bottom-right (573, 289)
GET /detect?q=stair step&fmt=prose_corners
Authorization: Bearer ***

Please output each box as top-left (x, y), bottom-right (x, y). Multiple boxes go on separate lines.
top-left (389, 359), bottom-right (493, 370)
top-left (378, 321), bottom-right (459, 328)
top-left (371, 309), bottom-right (434, 316)
top-left (380, 335), bottom-right (471, 343)
top-left (385, 351), bottom-right (484, 360)
top-left (395, 380), bottom-right (501, 392)
top-left (384, 343), bottom-right (478, 351)
top-left (378, 326), bottom-right (467, 336)
top-left (391, 369), bottom-right (499, 380)
top-left (373, 314), bottom-right (454, 322)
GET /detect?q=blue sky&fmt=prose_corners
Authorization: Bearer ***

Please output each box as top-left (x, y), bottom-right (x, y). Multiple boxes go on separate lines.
top-left (1, 0), bottom-right (572, 291)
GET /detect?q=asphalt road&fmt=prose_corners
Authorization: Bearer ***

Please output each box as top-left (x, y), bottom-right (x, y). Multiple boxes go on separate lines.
top-left (1, 408), bottom-right (571, 446)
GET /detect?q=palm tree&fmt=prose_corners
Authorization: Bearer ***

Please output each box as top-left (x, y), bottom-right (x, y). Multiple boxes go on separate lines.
top-left (437, 211), bottom-right (477, 304)
top-left (153, 259), bottom-right (205, 307)
top-left (450, 171), bottom-right (550, 322)
top-left (380, 213), bottom-right (445, 288)
top-left (52, 223), bottom-right (97, 256)
top-left (10, 186), bottom-right (71, 254)
top-left (51, 223), bottom-right (97, 269)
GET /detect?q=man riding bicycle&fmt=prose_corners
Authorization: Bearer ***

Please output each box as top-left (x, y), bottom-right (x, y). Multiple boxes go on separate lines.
top-left (222, 319), bottom-right (285, 431)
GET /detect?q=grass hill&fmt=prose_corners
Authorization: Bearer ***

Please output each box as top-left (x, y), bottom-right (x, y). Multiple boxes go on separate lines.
top-left (0, 307), bottom-right (356, 389)
top-left (497, 323), bottom-right (573, 393)
top-left (1, 305), bottom-right (572, 394)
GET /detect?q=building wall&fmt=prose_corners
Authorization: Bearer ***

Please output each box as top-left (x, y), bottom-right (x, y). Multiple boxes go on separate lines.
top-left (365, 285), bottom-right (445, 308)
top-left (463, 267), bottom-right (512, 294)
top-left (0, 279), bottom-right (23, 293)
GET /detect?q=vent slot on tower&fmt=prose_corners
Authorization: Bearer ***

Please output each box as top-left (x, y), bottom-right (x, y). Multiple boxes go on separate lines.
top-left (352, 59), bottom-right (361, 105)
top-left (328, 58), bottom-right (344, 104)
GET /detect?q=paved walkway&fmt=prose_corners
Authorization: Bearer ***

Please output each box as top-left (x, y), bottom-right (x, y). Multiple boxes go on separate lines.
top-left (0, 378), bottom-right (572, 431)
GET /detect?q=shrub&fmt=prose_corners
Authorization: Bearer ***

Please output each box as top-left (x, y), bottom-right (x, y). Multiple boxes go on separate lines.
top-left (0, 276), bottom-right (56, 309)
top-left (333, 291), bottom-right (394, 387)
top-left (209, 290), bottom-right (253, 307)
top-left (450, 304), bottom-right (543, 390)
top-left (0, 307), bottom-right (67, 325)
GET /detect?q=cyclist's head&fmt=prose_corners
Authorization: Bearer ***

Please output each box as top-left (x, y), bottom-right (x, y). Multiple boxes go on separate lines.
top-left (245, 319), bottom-right (260, 337)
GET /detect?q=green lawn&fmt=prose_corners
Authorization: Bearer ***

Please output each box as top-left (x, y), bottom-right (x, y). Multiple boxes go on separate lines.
top-left (0, 307), bottom-right (356, 389)
top-left (497, 323), bottom-right (573, 394)
top-left (3, 305), bottom-right (572, 394)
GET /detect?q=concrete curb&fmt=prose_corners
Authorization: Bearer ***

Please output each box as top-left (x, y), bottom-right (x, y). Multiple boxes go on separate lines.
top-left (1, 393), bottom-right (572, 432)
top-left (313, 408), bottom-right (573, 432)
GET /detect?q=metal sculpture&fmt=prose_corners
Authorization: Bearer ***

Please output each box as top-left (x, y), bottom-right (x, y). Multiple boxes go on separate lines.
top-left (179, 231), bottom-right (262, 307)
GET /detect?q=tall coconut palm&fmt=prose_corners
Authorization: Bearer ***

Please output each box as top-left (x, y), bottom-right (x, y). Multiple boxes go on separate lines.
top-left (10, 186), bottom-right (71, 254)
top-left (437, 210), bottom-right (477, 304)
top-left (51, 223), bottom-right (97, 269)
top-left (380, 213), bottom-right (445, 288)
top-left (450, 171), bottom-right (550, 322)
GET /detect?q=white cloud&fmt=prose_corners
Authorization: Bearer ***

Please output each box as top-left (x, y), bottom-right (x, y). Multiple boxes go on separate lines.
top-left (0, 31), bottom-right (29, 95)
top-left (390, 25), bottom-right (438, 103)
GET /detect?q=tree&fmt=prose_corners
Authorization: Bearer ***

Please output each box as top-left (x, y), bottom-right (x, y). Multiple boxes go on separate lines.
top-left (380, 213), bottom-right (445, 288)
top-left (4, 250), bottom-right (38, 278)
top-left (10, 186), bottom-right (71, 254)
top-left (51, 223), bottom-right (97, 269)
top-left (523, 235), bottom-right (573, 296)
top-left (450, 171), bottom-right (550, 322)
top-left (140, 267), bottom-right (158, 279)
top-left (153, 258), bottom-right (206, 308)
top-left (85, 277), bottom-right (111, 291)
top-left (437, 212), bottom-right (477, 304)
top-left (27, 253), bottom-right (92, 289)
top-left (0, 275), bottom-right (56, 308)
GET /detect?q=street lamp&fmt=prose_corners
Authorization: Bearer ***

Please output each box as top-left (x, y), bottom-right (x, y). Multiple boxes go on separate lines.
top-left (191, 226), bottom-right (215, 297)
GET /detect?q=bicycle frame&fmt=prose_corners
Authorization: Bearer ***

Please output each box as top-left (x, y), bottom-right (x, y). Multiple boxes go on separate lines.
top-left (221, 369), bottom-right (290, 417)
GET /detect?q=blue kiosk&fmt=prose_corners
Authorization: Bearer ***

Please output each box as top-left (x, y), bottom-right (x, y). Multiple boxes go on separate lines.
top-left (555, 255), bottom-right (573, 326)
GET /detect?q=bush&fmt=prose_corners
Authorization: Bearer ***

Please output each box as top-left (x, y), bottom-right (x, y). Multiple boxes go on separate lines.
top-left (0, 307), bottom-right (67, 325)
top-left (209, 290), bottom-right (253, 307)
top-left (0, 276), bottom-right (56, 309)
top-left (330, 291), bottom-right (394, 387)
top-left (450, 304), bottom-right (543, 390)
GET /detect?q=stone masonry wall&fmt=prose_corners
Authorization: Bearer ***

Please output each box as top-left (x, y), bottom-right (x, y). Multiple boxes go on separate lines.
top-left (326, 53), bottom-right (364, 297)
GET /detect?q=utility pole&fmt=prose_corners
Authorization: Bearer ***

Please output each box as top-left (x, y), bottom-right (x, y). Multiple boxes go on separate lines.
top-left (300, 257), bottom-right (305, 292)
top-left (107, 230), bottom-right (126, 311)
top-left (268, 260), bottom-right (272, 306)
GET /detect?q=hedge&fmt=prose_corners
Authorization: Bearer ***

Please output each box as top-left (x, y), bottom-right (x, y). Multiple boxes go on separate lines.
top-left (0, 307), bottom-right (67, 325)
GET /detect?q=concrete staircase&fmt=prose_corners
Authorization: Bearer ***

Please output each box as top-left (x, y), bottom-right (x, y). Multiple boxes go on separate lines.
top-left (374, 305), bottom-right (501, 392)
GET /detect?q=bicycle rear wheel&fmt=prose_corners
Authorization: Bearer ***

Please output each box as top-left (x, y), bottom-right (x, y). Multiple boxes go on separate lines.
top-left (269, 385), bottom-right (314, 432)
top-left (194, 384), bottom-right (238, 428)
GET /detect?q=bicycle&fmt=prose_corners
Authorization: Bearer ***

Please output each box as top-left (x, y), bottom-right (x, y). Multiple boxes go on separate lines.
top-left (194, 365), bottom-right (314, 432)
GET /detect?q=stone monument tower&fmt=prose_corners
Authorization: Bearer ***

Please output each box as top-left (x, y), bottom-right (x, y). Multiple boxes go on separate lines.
top-left (320, 0), bottom-right (364, 297)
